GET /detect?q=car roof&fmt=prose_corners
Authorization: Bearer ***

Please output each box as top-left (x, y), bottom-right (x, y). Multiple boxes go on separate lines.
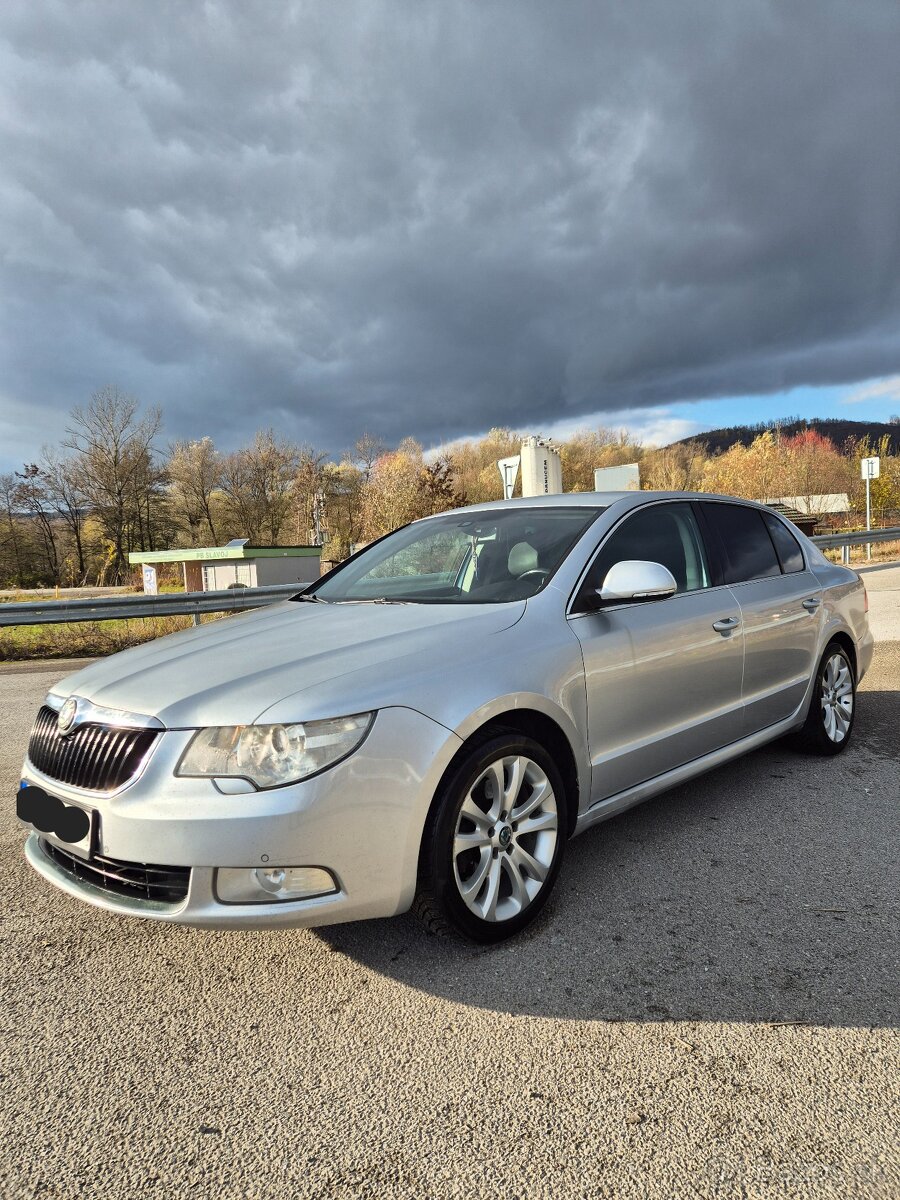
top-left (443, 490), bottom-right (766, 515)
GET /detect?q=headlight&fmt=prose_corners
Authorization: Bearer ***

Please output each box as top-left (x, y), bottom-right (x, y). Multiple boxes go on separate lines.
top-left (176, 713), bottom-right (374, 789)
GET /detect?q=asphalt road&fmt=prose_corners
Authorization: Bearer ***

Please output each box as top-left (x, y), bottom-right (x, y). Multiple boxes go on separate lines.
top-left (1, 579), bottom-right (898, 1199)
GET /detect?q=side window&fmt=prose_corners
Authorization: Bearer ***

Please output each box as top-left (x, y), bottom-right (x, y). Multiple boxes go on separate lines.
top-left (762, 512), bottom-right (806, 573)
top-left (701, 503), bottom-right (781, 584)
top-left (580, 503), bottom-right (711, 599)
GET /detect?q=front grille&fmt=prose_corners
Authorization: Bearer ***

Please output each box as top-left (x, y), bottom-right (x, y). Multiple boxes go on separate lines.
top-left (27, 706), bottom-right (158, 792)
top-left (41, 840), bottom-right (190, 905)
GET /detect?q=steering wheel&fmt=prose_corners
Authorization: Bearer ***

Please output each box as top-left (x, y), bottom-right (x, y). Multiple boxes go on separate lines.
top-left (516, 568), bottom-right (550, 582)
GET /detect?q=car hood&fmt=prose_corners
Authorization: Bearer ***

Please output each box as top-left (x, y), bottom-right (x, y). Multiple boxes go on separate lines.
top-left (51, 600), bottom-right (526, 727)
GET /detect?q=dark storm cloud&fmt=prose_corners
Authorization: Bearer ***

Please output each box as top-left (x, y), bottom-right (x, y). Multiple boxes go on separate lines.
top-left (2, 0), bottom-right (900, 464)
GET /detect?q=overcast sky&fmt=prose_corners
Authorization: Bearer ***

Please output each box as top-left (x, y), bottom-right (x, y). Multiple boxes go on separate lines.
top-left (2, 0), bottom-right (900, 470)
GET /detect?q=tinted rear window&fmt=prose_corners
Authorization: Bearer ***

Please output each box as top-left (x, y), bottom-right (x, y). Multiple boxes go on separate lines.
top-left (701, 503), bottom-right (781, 584)
top-left (762, 512), bottom-right (806, 573)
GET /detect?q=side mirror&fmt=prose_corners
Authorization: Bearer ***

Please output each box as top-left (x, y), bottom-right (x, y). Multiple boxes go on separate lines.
top-left (597, 559), bottom-right (677, 604)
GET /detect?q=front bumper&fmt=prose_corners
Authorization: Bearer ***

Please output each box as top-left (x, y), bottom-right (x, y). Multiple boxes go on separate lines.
top-left (21, 706), bottom-right (461, 929)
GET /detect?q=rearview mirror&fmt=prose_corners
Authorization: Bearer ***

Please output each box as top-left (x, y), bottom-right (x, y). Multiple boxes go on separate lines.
top-left (597, 559), bottom-right (677, 603)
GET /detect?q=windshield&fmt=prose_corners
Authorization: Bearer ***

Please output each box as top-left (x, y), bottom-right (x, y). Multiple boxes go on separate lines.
top-left (303, 506), bottom-right (605, 604)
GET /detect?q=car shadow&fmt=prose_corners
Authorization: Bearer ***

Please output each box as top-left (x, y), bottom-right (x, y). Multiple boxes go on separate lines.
top-left (314, 689), bottom-right (899, 1029)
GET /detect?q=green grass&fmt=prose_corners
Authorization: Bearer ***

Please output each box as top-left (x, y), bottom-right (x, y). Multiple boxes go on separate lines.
top-left (0, 613), bottom-right (224, 663)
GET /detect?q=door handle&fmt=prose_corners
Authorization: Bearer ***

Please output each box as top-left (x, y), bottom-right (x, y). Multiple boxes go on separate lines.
top-left (712, 616), bottom-right (740, 634)
top-left (802, 597), bottom-right (821, 612)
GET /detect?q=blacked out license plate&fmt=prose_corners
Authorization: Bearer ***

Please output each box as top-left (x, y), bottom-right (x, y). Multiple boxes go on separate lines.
top-left (17, 782), bottom-right (96, 860)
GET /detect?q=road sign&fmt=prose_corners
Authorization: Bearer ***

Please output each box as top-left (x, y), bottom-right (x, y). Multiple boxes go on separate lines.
top-left (860, 457), bottom-right (880, 561)
top-left (142, 565), bottom-right (158, 595)
top-left (497, 455), bottom-right (520, 500)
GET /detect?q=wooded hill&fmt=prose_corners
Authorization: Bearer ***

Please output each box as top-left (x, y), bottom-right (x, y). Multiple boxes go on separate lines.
top-left (674, 417), bottom-right (900, 455)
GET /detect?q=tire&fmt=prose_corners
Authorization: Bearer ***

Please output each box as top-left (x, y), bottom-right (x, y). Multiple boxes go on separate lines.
top-left (414, 732), bottom-right (569, 943)
top-left (792, 641), bottom-right (856, 756)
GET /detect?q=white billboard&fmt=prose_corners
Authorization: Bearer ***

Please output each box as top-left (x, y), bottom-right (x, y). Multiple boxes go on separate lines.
top-left (594, 463), bottom-right (641, 492)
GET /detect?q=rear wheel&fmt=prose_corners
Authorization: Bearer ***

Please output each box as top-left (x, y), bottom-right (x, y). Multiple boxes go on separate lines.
top-left (792, 641), bottom-right (856, 755)
top-left (414, 733), bottom-right (569, 942)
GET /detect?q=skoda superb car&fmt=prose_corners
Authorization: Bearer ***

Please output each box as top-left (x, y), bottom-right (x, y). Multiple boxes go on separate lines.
top-left (17, 492), bottom-right (873, 942)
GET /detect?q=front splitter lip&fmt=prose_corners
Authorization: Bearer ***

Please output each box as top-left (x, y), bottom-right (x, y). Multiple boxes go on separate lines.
top-left (23, 833), bottom-right (363, 929)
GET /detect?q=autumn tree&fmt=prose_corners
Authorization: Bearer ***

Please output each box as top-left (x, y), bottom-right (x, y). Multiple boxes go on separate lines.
top-left (447, 427), bottom-right (523, 504)
top-left (846, 434), bottom-right (900, 523)
top-left (561, 428), bottom-right (643, 492)
top-left (320, 460), bottom-right (366, 559)
top-left (642, 440), bottom-right (708, 492)
top-left (780, 431), bottom-right (851, 513)
top-left (361, 447), bottom-right (420, 539)
top-left (701, 431), bottom-right (783, 499)
top-left (167, 437), bottom-right (223, 545)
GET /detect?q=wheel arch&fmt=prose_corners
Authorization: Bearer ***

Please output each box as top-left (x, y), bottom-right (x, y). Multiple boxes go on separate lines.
top-left (424, 703), bottom-right (584, 844)
top-left (821, 625), bottom-right (857, 678)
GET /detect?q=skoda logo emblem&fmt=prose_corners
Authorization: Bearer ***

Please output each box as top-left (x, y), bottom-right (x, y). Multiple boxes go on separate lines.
top-left (498, 825), bottom-right (512, 848)
top-left (57, 698), bottom-right (78, 736)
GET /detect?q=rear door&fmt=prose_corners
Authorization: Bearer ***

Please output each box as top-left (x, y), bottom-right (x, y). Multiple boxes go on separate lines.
top-left (697, 502), bottom-right (822, 733)
top-left (569, 501), bottom-right (745, 802)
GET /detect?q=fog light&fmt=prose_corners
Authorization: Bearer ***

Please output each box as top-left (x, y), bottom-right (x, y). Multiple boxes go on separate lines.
top-left (215, 866), bottom-right (338, 904)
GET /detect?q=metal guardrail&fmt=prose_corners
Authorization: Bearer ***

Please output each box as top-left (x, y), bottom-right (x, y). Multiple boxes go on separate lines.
top-left (810, 525), bottom-right (900, 555)
top-left (0, 583), bottom-right (301, 628)
top-left (1, 526), bottom-right (899, 630)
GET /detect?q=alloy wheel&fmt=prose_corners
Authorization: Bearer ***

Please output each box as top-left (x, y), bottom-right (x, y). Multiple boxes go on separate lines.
top-left (820, 652), bottom-right (854, 743)
top-left (452, 755), bottom-right (558, 923)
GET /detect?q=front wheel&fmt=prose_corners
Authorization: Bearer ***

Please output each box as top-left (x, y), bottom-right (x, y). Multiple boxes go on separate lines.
top-left (414, 733), bottom-right (569, 942)
top-left (792, 641), bottom-right (856, 755)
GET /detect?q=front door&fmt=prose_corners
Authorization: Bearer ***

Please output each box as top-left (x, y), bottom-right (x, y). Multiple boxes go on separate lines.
top-left (569, 502), bottom-right (745, 803)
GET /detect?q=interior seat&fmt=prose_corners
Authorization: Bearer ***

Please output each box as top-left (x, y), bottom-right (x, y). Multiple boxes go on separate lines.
top-left (507, 542), bottom-right (539, 577)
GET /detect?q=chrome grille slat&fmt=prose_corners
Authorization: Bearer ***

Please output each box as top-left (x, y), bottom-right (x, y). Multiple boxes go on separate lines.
top-left (27, 706), bottom-right (158, 792)
top-left (82, 726), bottom-right (103, 791)
top-left (41, 841), bottom-right (189, 904)
top-left (70, 723), bottom-right (91, 786)
top-left (96, 730), bottom-right (122, 792)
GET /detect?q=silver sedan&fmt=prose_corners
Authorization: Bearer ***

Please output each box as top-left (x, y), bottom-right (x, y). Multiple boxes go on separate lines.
top-left (17, 491), bottom-right (873, 942)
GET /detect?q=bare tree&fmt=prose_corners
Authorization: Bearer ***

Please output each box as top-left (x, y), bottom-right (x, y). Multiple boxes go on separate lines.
top-left (40, 449), bottom-right (90, 582)
top-left (417, 454), bottom-right (465, 515)
top-left (0, 473), bottom-right (28, 586)
top-left (350, 433), bottom-right (388, 484)
top-left (219, 430), bottom-right (299, 543)
top-left (63, 386), bottom-right (162, 583)
top-left (291, 445), bottom-right (329, 543)
top-left (13, 464), bottom-right (60, 583)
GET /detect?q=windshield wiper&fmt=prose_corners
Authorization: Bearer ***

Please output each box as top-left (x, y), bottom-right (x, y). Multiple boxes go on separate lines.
top-left (293, 593), bottom-right (330, 604)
